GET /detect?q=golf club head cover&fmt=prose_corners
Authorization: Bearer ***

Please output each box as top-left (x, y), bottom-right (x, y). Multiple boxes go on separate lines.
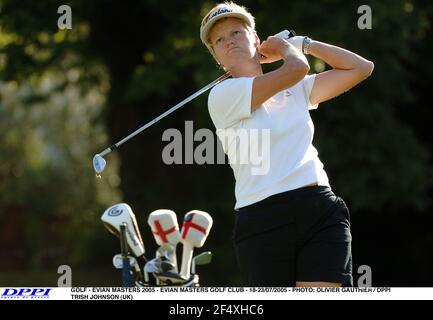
top-left (148, 209), bottom-right (181, 246)
top-left (181, 210), bottom-right (213, 248)
top-left (101, 203), bottom-right (145, 257)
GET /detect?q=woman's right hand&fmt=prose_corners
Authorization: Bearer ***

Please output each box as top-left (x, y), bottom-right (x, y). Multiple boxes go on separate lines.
top-left (258, 36), bottom-right (295, 64)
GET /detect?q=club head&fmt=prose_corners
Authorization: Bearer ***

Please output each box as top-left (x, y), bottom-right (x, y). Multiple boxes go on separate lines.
top-left (156, 243), bottom-right (178, 273)
top-left (93, 154), bottom-right (106, 174)
top-left (160, 260), bottom-right (176, 272)
top-left (156, 271), bottom-right (189, 285)
top-left (144, 257), bottom-right (163, 273)
top-left (112, 254), bottom-right (138, 269)
top-left (144, 261), bottom-right (160, 273)
top-left (157, 243), bottom-right (175, 258)
top-left (144, 256), bottom-right (175, 274)
top-left (192, 251), bottom-right (212, 274)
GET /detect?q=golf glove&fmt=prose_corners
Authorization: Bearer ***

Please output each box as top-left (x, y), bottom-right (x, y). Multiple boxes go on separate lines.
top-left (274, 30), bottom-right (306, 53)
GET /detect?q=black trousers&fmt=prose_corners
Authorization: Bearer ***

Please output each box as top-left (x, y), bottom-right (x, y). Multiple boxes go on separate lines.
top-left (233, 186), bottom-right (353, 287)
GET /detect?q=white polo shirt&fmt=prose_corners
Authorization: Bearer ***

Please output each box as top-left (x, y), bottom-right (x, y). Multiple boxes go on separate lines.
top-left (208, 74), bottom-right (330, 210)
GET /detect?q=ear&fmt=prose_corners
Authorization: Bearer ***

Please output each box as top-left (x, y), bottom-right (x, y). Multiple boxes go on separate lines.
top-left (213, 56), bottom-right (224, 69)
top-left (210, 47), bottom-right (221, 65)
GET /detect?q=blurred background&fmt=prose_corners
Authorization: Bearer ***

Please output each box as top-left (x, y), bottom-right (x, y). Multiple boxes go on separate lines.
top-left (0, 0), bottom-right (432, 287)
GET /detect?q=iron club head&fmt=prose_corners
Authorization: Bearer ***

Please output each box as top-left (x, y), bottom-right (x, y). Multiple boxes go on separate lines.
top-left (192, 251), bottom-right (212, 274)
top-left (93, 154), bottom-right (106, 175)
top-left (112, 254), bottom-right (138, 269)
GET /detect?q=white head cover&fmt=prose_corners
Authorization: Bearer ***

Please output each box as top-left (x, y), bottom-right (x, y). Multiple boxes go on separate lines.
top-left (181, 210), bottom-right (213, 248)
top-left (148, 209), bottom-right (181, 246)
top-left (101, 203), bottom-right (145, 257)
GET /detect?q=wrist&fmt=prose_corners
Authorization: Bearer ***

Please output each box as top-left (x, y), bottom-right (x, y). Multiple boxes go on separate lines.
top-left (302, 37), bottom-right (313, 55)
top-left (281, 42), bottom-right (300, 61)
top-left (285, 36), bottom-right (304, 52)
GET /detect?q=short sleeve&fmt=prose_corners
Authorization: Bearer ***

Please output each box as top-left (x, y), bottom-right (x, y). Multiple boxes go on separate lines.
top-left (208, 77), bottom-right (254, 129)
top-left (301, 73), bottom-right (318, 110)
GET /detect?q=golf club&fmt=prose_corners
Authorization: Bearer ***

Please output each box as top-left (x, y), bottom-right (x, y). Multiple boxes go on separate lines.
top-left (93, 71), bottom-right (231, 175)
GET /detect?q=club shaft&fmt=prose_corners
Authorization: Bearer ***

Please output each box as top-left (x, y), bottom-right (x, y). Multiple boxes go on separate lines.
top-left (181, 243), bottom-right (194, 278)
top-left (120, 223), bottom-right (128, 257)
top-left (170, 244), bottom-right (178, 273)
top-left (120, 223), bottom-right (135, 287)
top-left (98, 72), bottom-right (231, 157)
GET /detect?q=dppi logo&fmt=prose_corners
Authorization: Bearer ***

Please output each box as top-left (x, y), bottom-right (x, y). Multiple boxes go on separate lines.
top-left (108, 206), bottom-right (123, 216)
top-left (1, 288), bottom-right (51, 299)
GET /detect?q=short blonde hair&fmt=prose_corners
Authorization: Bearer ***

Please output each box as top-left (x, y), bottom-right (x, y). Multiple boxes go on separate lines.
top-left (200, 2), bottom-right (255, 56)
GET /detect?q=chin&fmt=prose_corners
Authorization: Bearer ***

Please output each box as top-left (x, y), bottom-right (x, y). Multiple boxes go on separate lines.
top-left (227, 55), bottom-right (250, 66)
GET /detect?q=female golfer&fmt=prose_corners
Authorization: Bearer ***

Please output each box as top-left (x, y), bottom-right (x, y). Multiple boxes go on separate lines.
top-left (200, 2), bottom-right (373, 287)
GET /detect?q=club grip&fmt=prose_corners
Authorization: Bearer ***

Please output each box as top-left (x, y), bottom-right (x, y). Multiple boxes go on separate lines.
top-left (274, 29), bottom-right (296, 40)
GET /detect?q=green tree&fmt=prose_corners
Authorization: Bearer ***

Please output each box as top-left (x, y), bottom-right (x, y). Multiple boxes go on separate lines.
top-left (1, 0), bottom-right (432, 286)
